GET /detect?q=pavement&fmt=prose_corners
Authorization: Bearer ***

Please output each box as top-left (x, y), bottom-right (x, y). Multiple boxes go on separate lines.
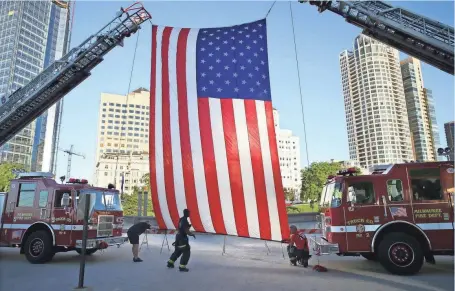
top-left (0, 234), bottom-right (453, 291)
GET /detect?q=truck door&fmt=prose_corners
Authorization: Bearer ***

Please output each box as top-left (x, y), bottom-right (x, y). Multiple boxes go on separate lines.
top-left (10, 182), bottom-right (38, 244)
top-left (51, 189), bottom-right (74, 246)
top-left (343, 178), bottom-right (377, 252)
top-left (409, 166), bottom-right (454, 251)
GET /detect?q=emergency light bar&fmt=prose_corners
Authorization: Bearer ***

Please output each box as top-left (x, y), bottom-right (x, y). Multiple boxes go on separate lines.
top-left (337, 167), bottom-right (357, 176)
top-left (68, 178), bottom-right (88, 184)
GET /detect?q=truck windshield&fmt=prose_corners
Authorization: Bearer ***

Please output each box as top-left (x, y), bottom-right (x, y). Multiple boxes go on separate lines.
top-left (320, 181), bottom-right (343, 208)
top-left (77, 190), bottom-right (122, 211)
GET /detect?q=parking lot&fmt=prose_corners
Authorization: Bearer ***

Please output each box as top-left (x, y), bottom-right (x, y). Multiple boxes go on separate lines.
top-left (0, 234), bottom-right (453, 291)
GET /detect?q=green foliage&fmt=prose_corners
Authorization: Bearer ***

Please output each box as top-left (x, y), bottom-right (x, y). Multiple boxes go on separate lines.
top-left (0, 162), bottom-right (25, 192)
top-left (300, 162), bottom-right (344, 202)
top-left (286, 203), bottom-right (319, 214)
top-left (121, 186), bottom-right (154, 216)
top-left (283, 187), bottom-right (295, 202)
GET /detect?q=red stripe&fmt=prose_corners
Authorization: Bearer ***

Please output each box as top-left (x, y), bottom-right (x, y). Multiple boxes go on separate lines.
top-left (176, 28), bottom-right (205, 233)
top-left (161, 27), bottom-right (180, 228)
top-left (197, 98), bottom-right (227, 234)
top-left (149, 26), bottom-right (165, 229)
top-left (220, 99), bottom-right (248, 237)
top-left (244, 100), bottom-right (271, 240)
top-left (265, 102), bottom-right (289, 239)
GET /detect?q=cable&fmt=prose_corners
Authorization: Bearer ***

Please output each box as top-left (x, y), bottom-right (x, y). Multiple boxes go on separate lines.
top-left (265, 1), bottom-right (277, 18)
top-left (289, 2), bottom-right (310, 167)
top-left (113, 29), bottom-right (141, 189)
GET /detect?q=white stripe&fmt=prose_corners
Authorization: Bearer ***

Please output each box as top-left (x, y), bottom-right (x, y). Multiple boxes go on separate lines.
top-left (155, 26), bottom-right (174, 229)
top-left (232, 99), bottom-right (260, 238)
top-left (329, 223), bottom-right (454, 233)
top-left (168, 27), bottom-right (187, 216)
top-left (186, 28), bottom-right (215, 233)
top-left (255, 100), bottom-right (281, 241)
top-left (3, 224), bottom-right (84, 231)
top-left (208, 98), bottom-right (237, 236)
top-left (417, 222), bottom-right (453, 230)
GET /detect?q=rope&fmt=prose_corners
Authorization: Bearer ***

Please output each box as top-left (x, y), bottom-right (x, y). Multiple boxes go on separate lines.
top-left (265, 1), bottom-right (277, 18)
top-left (113, 29), bottom-right (141, 189)
top-left (289, 2), bottom-right (310, 167)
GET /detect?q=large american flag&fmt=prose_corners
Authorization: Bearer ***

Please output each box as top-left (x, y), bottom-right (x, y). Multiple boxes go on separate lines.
top-left (149, 19), bottom-right (289, 241)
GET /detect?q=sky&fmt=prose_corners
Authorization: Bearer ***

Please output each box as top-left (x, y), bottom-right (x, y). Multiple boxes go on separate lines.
top-left (54, 1), bottom-right (455, 182)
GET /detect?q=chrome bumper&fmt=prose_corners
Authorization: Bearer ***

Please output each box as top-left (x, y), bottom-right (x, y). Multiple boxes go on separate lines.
top-left (308, 236), bottom-right (340, 255)
top-left (75, 236), bottom-right (128, 249)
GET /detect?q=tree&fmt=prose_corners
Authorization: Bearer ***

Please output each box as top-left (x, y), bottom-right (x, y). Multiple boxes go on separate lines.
top-left (300, 162), bottom-right (343, 202)
top-left (121, 187), bottom-right (154, 216)
top-left (283, 187), bottom-right (295, 202)
top-left (0, 162), bottom-right (25, 192)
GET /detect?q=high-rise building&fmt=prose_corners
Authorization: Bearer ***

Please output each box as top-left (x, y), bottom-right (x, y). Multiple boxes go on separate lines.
top-left (273, 109), bottom-right (301, 200)
top-left (94, 88), bottom-right (150, 189)
top-left (0, 0), bottom-right (70, 171)
top-left (444, 121), bottom-right (454, 160)
top-left (339, 34), bottom-right (413, 169)
top-left (400, 57), bottom-right (440, 161)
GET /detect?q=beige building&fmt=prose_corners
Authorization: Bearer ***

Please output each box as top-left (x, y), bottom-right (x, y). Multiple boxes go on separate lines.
top-left (339, 34), bottom-right (414, 169)
top-left (94, 88), bottom-right (150, 190)
top-left (400, 57), bottom-right (440, 161)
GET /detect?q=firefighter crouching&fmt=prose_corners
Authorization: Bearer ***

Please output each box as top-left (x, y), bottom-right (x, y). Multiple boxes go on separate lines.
top-left (167, 209), bottom-right (196, 272)
top-left (282, 225), bottom-right (311, 267)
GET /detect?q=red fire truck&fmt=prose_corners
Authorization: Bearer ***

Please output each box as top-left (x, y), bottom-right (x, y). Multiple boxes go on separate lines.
top-left (0, 172), bottom-right (127, 264)
top-left (311, 161), bottom-right (454, 275)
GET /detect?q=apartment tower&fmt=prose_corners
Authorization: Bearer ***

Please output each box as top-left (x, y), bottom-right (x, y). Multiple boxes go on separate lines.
top-left (0, 0), bottom-right (70, 171)
top-left (400, 57), bottom-right (440, 161)
top-left (339, 34), bottom-right (413, 169)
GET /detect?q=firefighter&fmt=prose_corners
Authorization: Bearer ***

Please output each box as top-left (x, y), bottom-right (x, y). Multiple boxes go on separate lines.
top-left (167, 209), bottom-right (196, 272)
top-left (127, 221), bottom-right (152, 262)
top-left (284, 225), bottom-right (310, 267)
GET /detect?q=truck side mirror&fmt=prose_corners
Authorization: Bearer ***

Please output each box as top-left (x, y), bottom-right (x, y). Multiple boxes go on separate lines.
top-left (61, 193), bottom-right (71, 207)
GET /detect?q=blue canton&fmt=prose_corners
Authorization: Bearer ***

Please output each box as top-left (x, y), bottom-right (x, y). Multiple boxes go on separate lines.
top-left (196, 19), bottom-right (271, 101)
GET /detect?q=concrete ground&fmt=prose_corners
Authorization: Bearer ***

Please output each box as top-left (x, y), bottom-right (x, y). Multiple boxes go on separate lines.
top-left (0, 234), bottom-right (453, 291)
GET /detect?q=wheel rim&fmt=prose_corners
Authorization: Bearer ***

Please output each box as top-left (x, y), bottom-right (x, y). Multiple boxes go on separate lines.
top-left (29, 238), bottom-right (44, 257)
top-left (388, 242), bottom-right (414, 268)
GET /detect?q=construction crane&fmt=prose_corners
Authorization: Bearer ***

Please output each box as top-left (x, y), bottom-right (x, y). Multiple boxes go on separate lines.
top-left (0, 2), bottom-right (151, 146)
top-left (59, 144), bottom-right (85, 181)
top-left (300, 1), bottom-right (454, 75)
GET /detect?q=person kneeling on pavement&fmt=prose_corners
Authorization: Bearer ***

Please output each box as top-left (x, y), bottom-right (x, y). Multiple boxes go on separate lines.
top-left (127, 221), bottom-right (152, 262)
top-left (283, 225), bottom-right (310, 267)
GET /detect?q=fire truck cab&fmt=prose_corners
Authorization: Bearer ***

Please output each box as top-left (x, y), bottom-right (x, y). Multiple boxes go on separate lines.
top-left (0, 172), bottom-right (127, 264)
top-left (313, 162), bottom-right (454, 275)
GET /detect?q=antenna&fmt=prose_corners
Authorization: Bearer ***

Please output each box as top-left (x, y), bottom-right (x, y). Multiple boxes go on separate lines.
top-left (58, 144), bottom-right (85, 180)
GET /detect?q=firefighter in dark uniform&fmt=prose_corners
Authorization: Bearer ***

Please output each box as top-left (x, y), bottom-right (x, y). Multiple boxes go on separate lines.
top-left (166, 209), bottom-right (196, 272)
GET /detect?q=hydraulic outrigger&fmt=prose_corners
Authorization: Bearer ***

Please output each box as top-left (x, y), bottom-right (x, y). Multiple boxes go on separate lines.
top-left (0, 2), bottom-right (151, 146)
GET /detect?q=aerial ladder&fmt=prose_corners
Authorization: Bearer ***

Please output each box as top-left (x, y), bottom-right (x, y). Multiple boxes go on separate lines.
top-left (300, 1), bottom-right (454, 75)
top-left (0, 2), bottom-right (151, 146)
top-left (59, 144), bottom-right (85, 181)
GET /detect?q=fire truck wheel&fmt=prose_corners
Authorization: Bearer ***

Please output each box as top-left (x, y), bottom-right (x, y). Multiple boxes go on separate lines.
top-left (24, 230), bottom-right (54, 264)
top-left (378, 232), bottom-right (424, 275)
top-left (76, 248), bottom-right (98, 255)
top-left (360, 253), bottom-right (377, 261)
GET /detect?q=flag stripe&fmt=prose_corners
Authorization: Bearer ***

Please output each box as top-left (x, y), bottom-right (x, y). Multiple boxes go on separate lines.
top-left (256, 100), bottom-right (281, 241)
top-left (220, 98), bottom-right (248, 237)
top-left (154, 26), bottom-right (174, 229)
top-left (149, 25), bottom-right (166, 230)
top-left (169, 28), bottom-right (188, 220)
top-left (176, 28), bottom-right (205, 232)
top-left (244, 99), bottom-right (272, 240)
top-left (161, 27), bottom-right (180, 227)
top-left (186, 29), bottom-right (215, 233)
top-left (265, 102), bottom-right (289, 239)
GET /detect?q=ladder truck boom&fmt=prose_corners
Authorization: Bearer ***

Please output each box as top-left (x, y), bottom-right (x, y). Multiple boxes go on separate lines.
top-left (301, 1), bottom-right (454, 75)
top-left (0, 2), bottom-right (151, 147)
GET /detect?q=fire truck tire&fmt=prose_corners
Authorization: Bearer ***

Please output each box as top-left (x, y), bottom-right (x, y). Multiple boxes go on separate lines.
top-left (24, 230), bottom-right (55, 264)
top-left (76, 248), bottom-right (98, 255)
top-left (360, 253), bottom-right (377, 261)
top-left (377, 232), bottom-right (424, 275)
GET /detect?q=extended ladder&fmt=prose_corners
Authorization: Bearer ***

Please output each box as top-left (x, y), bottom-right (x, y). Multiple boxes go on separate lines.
top-left (0, 2), bottom-right (151, 146)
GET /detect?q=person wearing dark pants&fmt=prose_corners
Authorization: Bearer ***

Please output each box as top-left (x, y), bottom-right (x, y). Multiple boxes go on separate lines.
top-left (283, 225), bottom-right (311, 267)
top-left (167, 209), bottom-right (196, 272)
top-left (127, 221), bottom-right (151, 262)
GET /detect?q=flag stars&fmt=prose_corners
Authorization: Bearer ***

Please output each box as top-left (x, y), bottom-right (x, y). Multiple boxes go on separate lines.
top-left (263, 89), bottom-right (268, 94)
top-left (254, 53), bottom-right (258, 57)
top-left (209, 53), bottom-right (214, 57)
top-left (216, 36), bottom-right (220, 40)
top-left (231, 46), bottom-right (236, 50)
top-left (209, 66), bottom-right (214, 70)
top-left (246, 34), bottom-right (250, 38)
top-left (261, 60), bottom-right (265, 65)
top-left (239, 52), bottom-right (244, 56)
top-left (233, 72), bottom-right (238, 77)
top-left (224, 65), bottom-right (230, 70)
top-left (253, 40), bottom-right (257, 44)
top-left (256, 81), bottom-right (261, 86)
top-left (248, 73), bottom-right (253, 78)
top-left (262, 74), bottom-right (267, 79)
top-left (232, 59), bottom-right (237, 64)
top-left (234, 87), bottom-right (239, 92)
top-left (208, 41), bottom-right (213, 46)
top-left (209, 80), bottom-right (214, 85)
top-left (247, 59), bottom-right (252, 63)
top-left (223, 40), bottom-right (228, 44)
top-left (242, 80), bottom-right (247, 84)
top-left (239, 40), bottom-right (244, 44)
top-left (216, 72), bottom-right (222, 78)
top-left (201, 47), bottom-right (206, 52)
top-left (260, 47), bottom-right (264, 51)
top-left (201, 86), bottom-right (207, 91)
top-left (240, 65), bottom-right (246, 70)
top-left (223, 52), bottom-right (228, 56)
top-left (201, 59), bottom-right (206, 64)
top-left (201, 72), bottom-right (206, 77)
top-left (216, 47), bottom-right (220, 51)
top-left (255, 66), bottom-right (259, 71)
top-left (216, 59), bottom-right (221, 63)
top-left (231, 36), bottom-right (235, 40)
top-left (252, 29), bottom-right (257, 32)
top-left (250, 88), bottom-right (255, 92)
top-left (259, 35), bottom-right (263, 39)
top-left (246, 46), bottom-right (251, 50)
top-left (217, 88), bottom-right (222, 92)
top-left (225, 80), bottom-right (231, 85)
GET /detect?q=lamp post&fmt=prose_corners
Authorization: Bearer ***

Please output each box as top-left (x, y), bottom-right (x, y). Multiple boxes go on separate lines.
top-left (437, 147), bottom-right (454, 161)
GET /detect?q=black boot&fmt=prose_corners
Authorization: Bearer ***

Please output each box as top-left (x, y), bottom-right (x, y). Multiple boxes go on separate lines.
top-left (179, 265), bottom-right (189, 272)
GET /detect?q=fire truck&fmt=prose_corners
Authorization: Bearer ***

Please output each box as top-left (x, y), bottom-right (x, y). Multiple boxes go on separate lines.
top-left (311, 161), bottom-right (454, 275)
top-left (0, 172), bottom-right (126, 264)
